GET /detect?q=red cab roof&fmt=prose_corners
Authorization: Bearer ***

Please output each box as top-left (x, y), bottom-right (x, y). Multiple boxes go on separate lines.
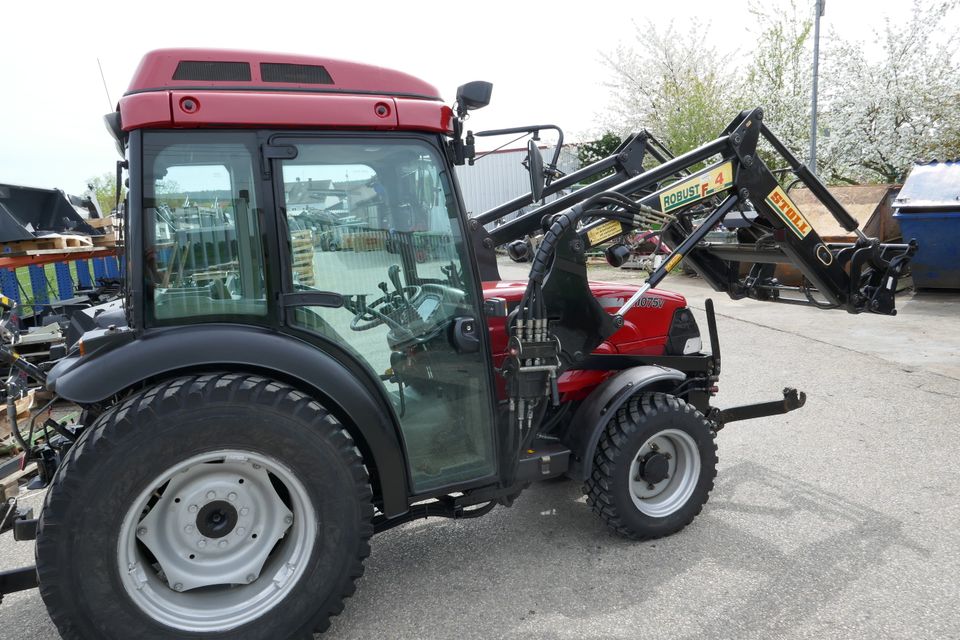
top-left (126, 48), bottom-right (442, 99)
top-left (118, 48), bottom-right (452, 134)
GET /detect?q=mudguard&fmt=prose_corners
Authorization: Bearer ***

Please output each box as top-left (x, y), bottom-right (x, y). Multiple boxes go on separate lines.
top-left (563, 365), bottom-right (686, 481)
top-left (46, 324), bottom-right (410, 517)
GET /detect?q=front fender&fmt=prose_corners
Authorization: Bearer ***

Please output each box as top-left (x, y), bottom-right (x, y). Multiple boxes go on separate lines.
top-left (47, 324), bottom-right (410, 517)
top-left (562, 365), bottom-right (686, 481)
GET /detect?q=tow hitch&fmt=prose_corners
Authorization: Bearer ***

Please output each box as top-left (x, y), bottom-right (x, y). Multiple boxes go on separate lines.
top-left (709, 387), bottom-right (807, 432)
top-left (0, 497), bottom-right (39, 605)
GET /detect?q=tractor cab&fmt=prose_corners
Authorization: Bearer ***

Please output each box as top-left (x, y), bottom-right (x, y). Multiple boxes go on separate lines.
top-left (93, 50), bottom-right (504, 495)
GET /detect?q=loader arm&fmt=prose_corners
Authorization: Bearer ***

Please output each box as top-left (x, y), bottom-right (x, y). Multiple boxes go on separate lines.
top-left (476, 108), bottom-right (915, 329)
top-left (492, 108), bottom-right (915, 482)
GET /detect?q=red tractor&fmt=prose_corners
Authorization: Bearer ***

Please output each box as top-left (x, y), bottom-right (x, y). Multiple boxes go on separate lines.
top-left (0, 49), bottom-right (913, 639)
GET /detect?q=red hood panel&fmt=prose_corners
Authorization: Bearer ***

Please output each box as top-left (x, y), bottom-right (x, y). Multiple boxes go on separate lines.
top-left (483, 279), bottom-right (688, 401)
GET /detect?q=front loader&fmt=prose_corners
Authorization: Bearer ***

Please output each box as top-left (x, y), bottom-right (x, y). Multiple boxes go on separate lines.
top-left (0, 49), bottom-right (913, 639)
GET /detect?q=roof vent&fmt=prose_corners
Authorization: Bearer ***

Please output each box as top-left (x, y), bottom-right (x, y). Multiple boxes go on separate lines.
top-left (173, 61), bottom-right (252, 82)
top-left (260, 63), bottom-right (334, 85)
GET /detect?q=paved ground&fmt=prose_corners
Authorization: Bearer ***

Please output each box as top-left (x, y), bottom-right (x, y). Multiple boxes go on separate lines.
top-left (2, 260), bottom-right (958, 639)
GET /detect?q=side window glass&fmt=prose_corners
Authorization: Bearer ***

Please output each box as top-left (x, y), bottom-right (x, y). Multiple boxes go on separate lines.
top-left (279, 139), bottom-right (496, 492)
top-left (143, 138), bottom-right (266, 323)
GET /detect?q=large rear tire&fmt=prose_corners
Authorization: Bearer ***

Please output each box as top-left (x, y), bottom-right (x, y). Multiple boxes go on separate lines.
top-left (36, 373), bottom-right (373, 639)
top-left (586, 392), bottom-right (717, 540)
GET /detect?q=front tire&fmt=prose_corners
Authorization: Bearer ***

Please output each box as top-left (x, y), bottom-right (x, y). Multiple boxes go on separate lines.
top-left (586, 392), bottom-right (717, 540)
top-left (36, 373), bottom-right (373, 639)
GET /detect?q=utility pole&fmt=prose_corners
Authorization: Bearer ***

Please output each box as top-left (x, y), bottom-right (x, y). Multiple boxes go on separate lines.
top-left (809, 0), bottom-right (826, 174)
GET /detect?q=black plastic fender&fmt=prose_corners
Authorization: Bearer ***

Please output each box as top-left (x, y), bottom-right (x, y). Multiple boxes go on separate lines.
top-left (563, 365), bottom-right (686, 481)
top-left (46, 324), bottom-right (410, 517)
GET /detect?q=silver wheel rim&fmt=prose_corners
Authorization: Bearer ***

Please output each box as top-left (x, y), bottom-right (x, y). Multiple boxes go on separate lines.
top-left (628, 429), bottom-right (701, 517)
top-left (117, 449), bottom-right (317, 632)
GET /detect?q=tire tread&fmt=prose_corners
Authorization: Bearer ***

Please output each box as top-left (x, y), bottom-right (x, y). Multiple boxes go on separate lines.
top-left (585, 392), bottom-right (718, 540)
top-left (36, 373), bottom-right (373, 640)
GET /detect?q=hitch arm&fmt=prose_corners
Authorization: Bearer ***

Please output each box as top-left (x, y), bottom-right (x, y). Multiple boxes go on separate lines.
top-left (711, 387), bottom-right (807, 431)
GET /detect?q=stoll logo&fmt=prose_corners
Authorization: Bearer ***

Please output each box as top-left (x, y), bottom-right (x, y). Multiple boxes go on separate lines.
top-left (765, 186), bottom-right (812, 238)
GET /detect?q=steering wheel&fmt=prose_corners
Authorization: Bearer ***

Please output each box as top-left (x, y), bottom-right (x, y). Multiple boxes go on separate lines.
top-left (350, 285), bottom-right (422, 332)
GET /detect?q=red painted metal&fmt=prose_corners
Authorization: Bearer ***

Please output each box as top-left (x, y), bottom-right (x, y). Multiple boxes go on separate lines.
top-left (119, 49), bottom-right (450, 134)
top-left (127, 49), bottom-right (442, 98)
top-left (482, 280), bottom-right (688, 400)
top-left (395, 99), bottom-right (455, 134)
top-left (168, 92), bottom-right (400, 129)
top-left (118, 93), bottom-right (172, 132)
top-left (0, 247), bottom-right (117, 270)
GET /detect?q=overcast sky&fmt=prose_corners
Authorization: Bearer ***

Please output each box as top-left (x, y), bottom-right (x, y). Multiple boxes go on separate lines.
top-left (0, 0), bottom-right (931, 194)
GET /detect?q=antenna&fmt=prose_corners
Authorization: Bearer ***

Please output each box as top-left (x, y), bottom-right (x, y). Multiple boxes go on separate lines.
top-left (97, 58), bottom-right (114, 110)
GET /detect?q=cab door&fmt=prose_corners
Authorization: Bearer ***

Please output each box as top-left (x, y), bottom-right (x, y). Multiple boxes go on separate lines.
top-left (271, 135), bottom-right (498, 494)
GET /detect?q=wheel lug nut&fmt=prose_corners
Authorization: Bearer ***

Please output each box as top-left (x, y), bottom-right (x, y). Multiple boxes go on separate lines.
top-left (188, 505), bottom-right (199, 514)
top-left (236, 527), bottom-right (246, 536)
top-left (647, 483), bottom-right (655, 490)
top-left (136, 526), bottom-right (147, 536)
top-left (198, 540), bottom-right (207, 548)
top-left (664, 453), bottom-right (672, 460)
top-left (184, 525), bottom-right (195, 534)
top-left (246, 574), bottom-right (256, 583)
top-left (252, 464), bottom-right (261, 470)
top-left (284, 515), bottom-right (293, 525)
top-left (205, 491), bottom-right (216, 500)
top-left (218, 540), bottom-right (228, 548)
top-left (173, 583), bottom-right (183, 592)
top-left (650, 443), bottom-right (659, 451)
top-left (239, 507), bottom-right (249, 517)
top-left (227, 492), bottom-right (238, 502)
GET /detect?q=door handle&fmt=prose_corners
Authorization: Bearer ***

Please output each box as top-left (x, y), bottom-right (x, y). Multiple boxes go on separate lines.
top-left (450, 316), bottom-right (480, 354)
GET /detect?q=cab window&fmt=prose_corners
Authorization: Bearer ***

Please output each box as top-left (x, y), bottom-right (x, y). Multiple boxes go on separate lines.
top-left (142, 132), bottom-right (267, 324)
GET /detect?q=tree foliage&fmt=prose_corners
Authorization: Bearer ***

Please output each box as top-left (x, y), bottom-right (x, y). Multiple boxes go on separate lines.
top-left (576, 132), bottom-right (622, 184)
top-left (600, 20), bottom-right (738, 164)
top-left (86, 172), bottom-right (125, 216)
top-left (820, 0), bottom-right (960, 183)
top-left (740, 0), bottom-right (814, 175)
top-left (599, 0), bottom-right (960, 185)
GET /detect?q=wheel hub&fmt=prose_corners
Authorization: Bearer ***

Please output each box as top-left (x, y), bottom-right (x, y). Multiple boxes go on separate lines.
top-left (628, 429), bottom-right (702, 517)
top-left (118, 450), bottom-right (317, 632)
top-left (132, 456), bottom-right (296, 593)
top-left (196, 500), bottom-right (239, 539)
top-left (638, 452), bottom-right (670, 484)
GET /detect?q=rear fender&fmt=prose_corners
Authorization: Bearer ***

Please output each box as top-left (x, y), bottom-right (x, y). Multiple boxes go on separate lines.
top-left (562, 365), bottom-right (686, 481)
top-left (47, 325), bottom-right (410, 517)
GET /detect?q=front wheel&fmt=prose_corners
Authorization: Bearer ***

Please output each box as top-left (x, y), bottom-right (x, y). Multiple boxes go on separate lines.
top-left (586, 392), bottom-right (717, 540)
top-left (36, 374), bottom-right (373, 640)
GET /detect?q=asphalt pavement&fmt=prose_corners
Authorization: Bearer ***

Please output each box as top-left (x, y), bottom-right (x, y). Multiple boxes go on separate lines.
top-left (2, 260), bottom-right (958, 639)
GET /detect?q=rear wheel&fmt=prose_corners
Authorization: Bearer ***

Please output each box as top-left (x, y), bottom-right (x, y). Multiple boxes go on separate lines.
top-left (36, 373), bottom-right (373, 640)
top-left (586, 392), bottom-right (717, 540)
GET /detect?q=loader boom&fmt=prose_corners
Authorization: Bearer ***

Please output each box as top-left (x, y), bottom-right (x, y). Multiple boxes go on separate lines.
top-left (468, 108), bottom-right (915, 319)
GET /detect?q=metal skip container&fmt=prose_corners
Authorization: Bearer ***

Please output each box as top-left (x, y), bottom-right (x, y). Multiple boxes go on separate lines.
top-left (893, 161), bottom-right (960, 289)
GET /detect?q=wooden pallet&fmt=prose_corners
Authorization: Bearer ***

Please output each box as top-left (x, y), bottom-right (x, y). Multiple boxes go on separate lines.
top-left (0, 462), bottom-right (38, 501)
top-left (290, 230), bottom-right (316, 286)
top-left (0, 391), bottom-right (35, 443)
top-left (1, 234), bottom-right (93, 253)
top-left (87, 216), bottom-right (116, 230)
top-left (92, 233), bottom-right (118, 247)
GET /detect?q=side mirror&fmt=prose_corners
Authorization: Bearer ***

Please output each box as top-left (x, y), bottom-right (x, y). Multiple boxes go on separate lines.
top-left (526, 140), bottom-right (545, 203)
top-left (455, 81), bottom-right (493, 117)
